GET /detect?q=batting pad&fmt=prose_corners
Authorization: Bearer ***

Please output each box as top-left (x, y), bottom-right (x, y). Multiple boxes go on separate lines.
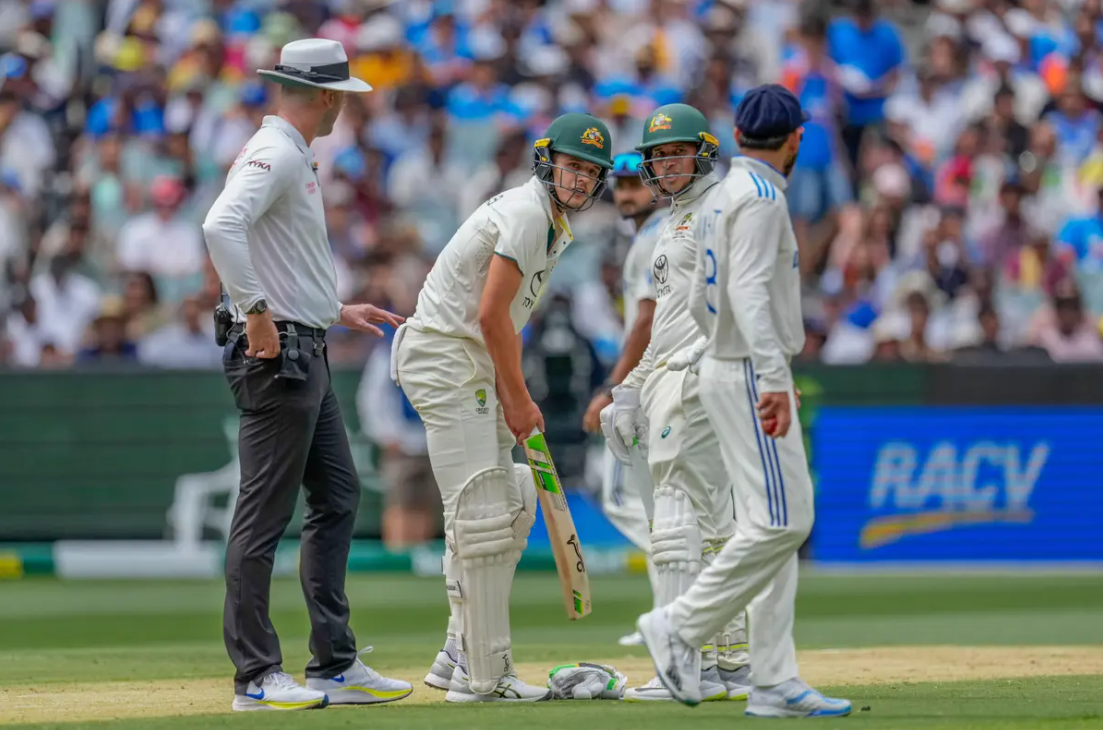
top-left (453, 466), bottom-right (523, 694)
top-left (650, 485), bottom-right (703, 608)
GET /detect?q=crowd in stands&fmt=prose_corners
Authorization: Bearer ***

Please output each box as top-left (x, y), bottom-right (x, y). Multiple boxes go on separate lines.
top-left (2, 0), bottom-right (1103, 372)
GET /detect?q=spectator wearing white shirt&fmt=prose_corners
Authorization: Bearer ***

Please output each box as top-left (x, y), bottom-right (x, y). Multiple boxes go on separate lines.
top-left (138, 295), bottom-right (222, 369)
top-left (28, 227), bottom-right (102, 356)
top-left (116, 175), bottom-right (206, 303)
top-left (386, 121), bottom-right (465, 254)
top-left (3, 289), bottom-right (51, 368)
top-left (0, 89), bottom-right (55, 197)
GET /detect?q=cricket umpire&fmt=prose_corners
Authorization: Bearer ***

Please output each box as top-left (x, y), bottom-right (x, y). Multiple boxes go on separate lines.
top-left (202, 38), bottom-right (411, 712)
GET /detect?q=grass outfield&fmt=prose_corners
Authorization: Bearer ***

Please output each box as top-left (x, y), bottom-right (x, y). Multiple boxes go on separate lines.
top-left (1, 573), bottom-right (1102, 728)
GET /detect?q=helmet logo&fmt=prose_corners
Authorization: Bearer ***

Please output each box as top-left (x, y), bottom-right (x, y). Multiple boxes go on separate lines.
top-left (581, 127), bottom-right (605, 149)
top-left (649, 112), bottom-right (673, 133)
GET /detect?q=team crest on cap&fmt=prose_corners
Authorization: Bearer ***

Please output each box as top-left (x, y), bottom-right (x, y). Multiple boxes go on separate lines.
top-left (581, 127), bottom-right (605, 149)
top-left (649, 112), bottom-right (672, 132)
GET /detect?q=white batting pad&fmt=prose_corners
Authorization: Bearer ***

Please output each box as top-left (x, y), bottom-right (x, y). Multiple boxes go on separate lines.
top-left (452, 466), bottom-right (521, 694)
top-left (512, 463), bottom-right (537, 554)
top-left (442, 542), bottom-right (463, 640)
top-left (650, 485), bottom-right (703, 607)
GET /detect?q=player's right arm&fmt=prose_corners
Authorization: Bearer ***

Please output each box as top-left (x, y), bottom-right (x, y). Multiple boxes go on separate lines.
top-left (479, 254), bottom-right (544, 443)
top-left (725, 196), bottom-right (792, 436)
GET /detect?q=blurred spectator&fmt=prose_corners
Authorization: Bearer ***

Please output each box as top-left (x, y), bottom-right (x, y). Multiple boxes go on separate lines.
top-left (900, 288), bottom-right (949, 363)
top-left (458, 130), bottom-right (531, 218)
top-left (76, 296), bottom-right (139, 364)
top-left (828, 0), bottom-right (906, 173)
top-left (388, 120), bottom-right (464, 254)
top-left (1054, 186), bottom-right (1103, 273)
top-left (115, 175), bottom-right (205, 302)
top-left (138, 295), bottom-right (222, 369)
top-left (0, 166), bottom-right (28, 271)
top-left (1043, 78), bottom-right (1103, 167)
top-left (28, 224), bottom-right (101, 356)
top-left (784, 12), bottom-right (853, 259)
top-left (3, 287), bottom-right (47, 368)
top-left (121, 270), bottom-right (169, 340)
top-left (0, 88), bottom-right (55, 197)
top-left (1031, 280), bottom-right (1103, 361)
top-left (357, 328), bottom-right (440, 550)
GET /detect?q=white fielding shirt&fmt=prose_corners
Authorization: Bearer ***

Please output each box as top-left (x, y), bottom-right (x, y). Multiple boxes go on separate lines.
top-left (621, 208), bottom-right (664, 333)
top-left (690, 157), bottom-right (804, 392)
top-left (407, 176), bottom-right (573, 345)
top-left (622, 175), bottom-right (719, 390)
top-left (202, 115), bottom-right (341, 329)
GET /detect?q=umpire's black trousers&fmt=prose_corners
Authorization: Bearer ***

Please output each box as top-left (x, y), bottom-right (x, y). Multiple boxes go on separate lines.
top-left (222, 329), bottom-right (359, 693)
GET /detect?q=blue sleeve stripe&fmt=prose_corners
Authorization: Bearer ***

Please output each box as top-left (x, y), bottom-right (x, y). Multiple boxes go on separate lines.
top-left (749, 171), bottom-right (764, 198)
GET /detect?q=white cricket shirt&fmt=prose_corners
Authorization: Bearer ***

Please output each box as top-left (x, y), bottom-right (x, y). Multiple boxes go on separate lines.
top-left (202, 115), bottom-right (341, 329)
top-left (621, 208), bottom-right (664, 333)
top-left (622, 175), bottom-right (718, 390)
top-left (406, 175), bottom-right (573, 345)
top-left (690, 156), bottom-right (804, 391)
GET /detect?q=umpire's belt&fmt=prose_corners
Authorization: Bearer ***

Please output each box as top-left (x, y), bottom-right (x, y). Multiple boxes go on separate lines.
top-left (229, 321), bottom-right (328, 340)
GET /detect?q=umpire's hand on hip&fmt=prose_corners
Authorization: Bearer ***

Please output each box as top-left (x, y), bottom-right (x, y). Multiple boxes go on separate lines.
top-left (246, 311), bottom-right (280, 359)
top-left (339, 303), bottom-right (405, 337)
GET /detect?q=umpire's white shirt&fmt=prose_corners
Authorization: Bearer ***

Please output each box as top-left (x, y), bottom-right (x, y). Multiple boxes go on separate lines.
top-left (203, 115), bottom-right (341, 329)
top-left (690, 157), bottom-right (804, 392)
top-left (407, 175), bottom-right (573, 345)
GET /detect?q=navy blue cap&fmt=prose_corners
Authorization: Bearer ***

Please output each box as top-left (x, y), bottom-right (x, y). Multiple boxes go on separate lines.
top-left (611, 151), bottom-right (644, 178)
top-left (734, 84), bottom-right (810, 140)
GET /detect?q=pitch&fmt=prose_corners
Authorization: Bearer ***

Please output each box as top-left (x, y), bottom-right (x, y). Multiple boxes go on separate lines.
top-left (2, 572), bottom-right (1102, 729)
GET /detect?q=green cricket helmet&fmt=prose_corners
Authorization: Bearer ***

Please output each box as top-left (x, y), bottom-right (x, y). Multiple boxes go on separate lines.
top-left (636, 103), bottom-right (720, 198)
top-left (533, 112), bottom-right (615, 212)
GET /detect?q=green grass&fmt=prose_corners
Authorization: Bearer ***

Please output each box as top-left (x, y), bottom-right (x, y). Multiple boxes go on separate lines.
top-left (2, 573), bottom-right (1102, 728)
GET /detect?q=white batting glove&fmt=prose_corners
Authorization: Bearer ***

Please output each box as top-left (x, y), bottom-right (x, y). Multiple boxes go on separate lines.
top-left (666, 335), bottom-right (707, 374)
top-left (601, 385), bottom-right (647, 465)
top-left (548, 663), bottom-right (627, 700)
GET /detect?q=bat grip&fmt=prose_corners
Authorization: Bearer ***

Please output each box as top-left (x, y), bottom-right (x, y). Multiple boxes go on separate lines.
top-left (529, 428), bottom-right (542, 437)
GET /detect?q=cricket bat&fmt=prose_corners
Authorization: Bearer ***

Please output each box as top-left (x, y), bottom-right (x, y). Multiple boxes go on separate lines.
top-left (524, 429), bottom-right (592, 620)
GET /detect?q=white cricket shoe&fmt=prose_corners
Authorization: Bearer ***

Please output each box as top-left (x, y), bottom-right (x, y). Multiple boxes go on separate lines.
top-left (623, 670), bottom-right (727, 702)
top-left (444, 665), bottom-right (550, 703)
top-left (745, 677), bottom-right (852, 718)
top-left (636, 607), bottom-right (702, 707)
top-left (305, 647), bottom-right (412, 705)
top-left (424, 645), bottom-right (460, 690)
top-left (719, 665), bottom-right (752, 700)
top-left (231, 671), bottom-right (328, 712)
top-left (617, 630), bottom-right (644, 646)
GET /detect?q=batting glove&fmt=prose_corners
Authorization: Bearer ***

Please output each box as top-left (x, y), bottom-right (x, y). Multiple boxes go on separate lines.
top-left (666, 335), bottom-right (707, 374)
top-left (601, 385), bottom-right (647, 465)
top-left (548, 663), bottom-right (628, 700)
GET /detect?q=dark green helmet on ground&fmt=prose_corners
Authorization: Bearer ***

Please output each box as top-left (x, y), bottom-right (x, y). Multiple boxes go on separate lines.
top-left (635, 103), bottom-right (720, 198)
top-left (533, 112), bottom-right (614, 211)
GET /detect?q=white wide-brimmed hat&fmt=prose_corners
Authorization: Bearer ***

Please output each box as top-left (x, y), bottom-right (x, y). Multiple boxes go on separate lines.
top-left (258, 38), bottom-right (372, 93)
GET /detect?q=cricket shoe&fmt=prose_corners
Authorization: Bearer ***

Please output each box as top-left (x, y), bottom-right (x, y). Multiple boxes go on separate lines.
top-left (636, 607), bottom-right (702, 707)
top-left (719, 665), bottom-right (752, 700)
top-left (305, 647), bottom-right (412, 705)
top-left (424, 644), bottom-right (460, 690)
top-left (231, 671), bottom-right (328, 712)
top-left (444, 665), bottom-right (550, 703)
top-left (617, 630), bottom-right (644, 646)
top-left (745, 678), bottom-right (852, 718)
top-left (623, 670), bottom-right (727, 702)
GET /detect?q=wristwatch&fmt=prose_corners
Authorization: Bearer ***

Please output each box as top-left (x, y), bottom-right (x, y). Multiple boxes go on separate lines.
top-left (246, 299), bottom-right (268, 315)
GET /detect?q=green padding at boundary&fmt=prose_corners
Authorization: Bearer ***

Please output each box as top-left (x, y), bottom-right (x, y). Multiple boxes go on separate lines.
top-left (0, 544), bottom-right (54, 578)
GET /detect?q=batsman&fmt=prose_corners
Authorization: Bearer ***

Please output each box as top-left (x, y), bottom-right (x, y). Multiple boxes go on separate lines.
top-left (392, 113), bottom-right (614, 702)
top-left (603, 104), bottom-right (751, 702)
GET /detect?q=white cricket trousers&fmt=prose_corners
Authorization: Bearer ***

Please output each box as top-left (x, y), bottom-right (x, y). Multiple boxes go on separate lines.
top-left (668, 357), bottom-right (814, 688)
top-left (600, 445), bottom-right (654, 552)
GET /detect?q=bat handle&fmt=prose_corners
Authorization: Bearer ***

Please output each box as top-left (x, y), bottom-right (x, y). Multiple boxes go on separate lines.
top-left (529, 428), bottom-right (542, 437)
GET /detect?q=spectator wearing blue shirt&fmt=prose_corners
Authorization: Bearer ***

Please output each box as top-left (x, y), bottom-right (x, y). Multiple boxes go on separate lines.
top-left (76, 298), bottom-right (139, 365)
top-left (1043, 82), bottom-right (1103, 167)
top-left (784, 14), bottom-right (852, 255)
top-left (1055, 187), bottom-right (1103, 274)
top-left (828, 0), bottom-right (905, 175)
top-left (411, 4), bottom-right (474, 90)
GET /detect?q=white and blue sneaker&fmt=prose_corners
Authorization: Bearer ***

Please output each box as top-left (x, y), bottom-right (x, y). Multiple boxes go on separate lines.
top-left (636, 607), bottom-right (702, 707)
top-left (305, 648), bottom-right (412, 705)
top-left (624, 670), bottom-right (728, 702)
top-left (425, 644), bottom-right (460, 690)
top-left (231, 671), bottom-right (328, 712)
top-left (745, 677), bottom-right (852, 718)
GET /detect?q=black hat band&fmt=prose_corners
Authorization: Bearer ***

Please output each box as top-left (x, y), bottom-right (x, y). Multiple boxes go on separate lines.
top-left (273, 61), bottom-right (350, 83)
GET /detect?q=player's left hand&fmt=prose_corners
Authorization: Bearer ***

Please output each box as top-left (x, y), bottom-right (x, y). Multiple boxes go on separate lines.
top-left (583, 392), bottom-right (613, 433)
top-left (339, 303), bottom-right (405, 336)
top-left (757, 391), bottom-right (791, 439)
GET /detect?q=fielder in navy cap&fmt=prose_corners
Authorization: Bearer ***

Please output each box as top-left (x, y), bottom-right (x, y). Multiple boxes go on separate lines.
top-left (734, 83), bottom-right (810, 176)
